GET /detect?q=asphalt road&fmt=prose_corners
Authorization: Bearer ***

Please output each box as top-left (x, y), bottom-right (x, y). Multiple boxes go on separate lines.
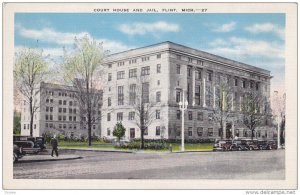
top-left (13, 149), bottom-right (285, 179)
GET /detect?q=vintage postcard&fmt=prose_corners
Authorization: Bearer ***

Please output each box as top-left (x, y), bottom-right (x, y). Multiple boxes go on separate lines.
top-left (2, 2), bottom-right (297, 190)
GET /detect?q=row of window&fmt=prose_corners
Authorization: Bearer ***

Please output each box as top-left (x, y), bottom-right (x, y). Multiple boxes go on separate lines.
top-left (175, 110), bottom-right (212, 121)
top-left (109, 54), bottom-right (161, 68)
top-left (176, 54), bottom-right (204, 66)
top-left (109, 65), bottom-right (161, 81)
top-left (23, 124), bottom-right (37, 130)
top-left (44, 90), bottom-right (76, 98)
top-left (106, 126), bottom-right (162, 137)
top-left (107, 110), bottom-right (161, 122)
top-left (58, 100), bottom-right (77, 106)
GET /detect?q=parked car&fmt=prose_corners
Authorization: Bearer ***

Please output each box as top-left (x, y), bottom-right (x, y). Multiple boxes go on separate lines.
top-left (13, 141), bottom-right (41, 155)
top-left (244, 139), bottom-right (260, 150)
top-left (267, 140), bottom-right (278, 150)
top-left (13, 135), bottom-right (46, 151)
top-left (13, 144), bottom-right (23, 163)
top-left (257, 140), bottom-right (269, 150)
top-left (213, 139), bottom-right (233, 151)
top-left (231, 139), bottom-right (250, 151)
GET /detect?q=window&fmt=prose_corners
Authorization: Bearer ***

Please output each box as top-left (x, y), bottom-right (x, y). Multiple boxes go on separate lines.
top-left (49, 107), bottom-right (53, 112)
top-left (176, 110), bottom-right (181, 119)
top-left (142, 82), bottom-right (149, 103)
top-left (73, 109), bottom-right (76, 114)
top-left (58, 108), bottom-right (62, 113)
top-left (107, 128), bottom-right (111, 136)
top-left (63, 124), bottom-right (67, 129)
top-left (63, 100), bottom-right (66, 105)
top-left (188, 57), bottom-right (193, 63)
top-left (93, 125), bottom-right (96, 129)
top-left (142, 56), bottom-right (150, 62)
top-left (156, 110), bottom-right (160, 119)
top-left (250, 81), bottom-right (254, 89)
top-left (208, 113), bottom-right (213, 122)
top-left (207, 71), bottom-right (212, 81)
top-left (188, 127), bottom-right (193, 136)
top-left (195, 69), bottom-right (201, 80)
top-left (73, 116), bottom-right (76, 121)
top-left (34, 124), bottom-right (36, 129)
top-left (117, 86), bottom-right (124, 105)
top-left (108, 73), bottom-right (112, 81)
top-left (176, 91), bottom-right (181, 103)
top-left (141, 66), bottom-right (150, 76)
top-left (156, 126), bottom-right (161, 136)
top-left (46, 107), bottom-right (49, 112)
top-left (128, 112), bottom-right (135, 120)
top-left (69, 124), bottom-right (72, 129)
top-left (24, 124), bottom-right (26, 129)
top-left (243, 80), bottom-right (246, 88)
top-left (130, 128), bottom-right (136, 138)
top-left (117, 61), bottom-right (125, 66)
top-left (144, 127), bottom-right (148, 135)
top-left (69, 116), bottom-right (72, 121)
top-left (129, 59), bottom-right (137, 64)
top-left (195, 85), bottom-right (201, 105)
top-left (156, 91), bottom-right (161, 102)
top-left (129, 84), bottom-right (136, 105)
top-left (235, 78), bottom-right (238, 86)
top-left (74, 124), bottom-right (77, 129)
top-left (46, 99), bottom-right (49, 103)
top-left (45, 123), bottom-right (48, 128)
top-left (59, 92), bottom-right (62, 96)
top-left (63, 116), bottom-right (66, 121)
top-left (27, 124), bottom-right (29, 129)
top-left (63, 108), bottom-right (66, 113)
top-left (59, 124), bottom-right (62, 129)
top-left (108, 64), bottom-right (112, 68)
top-left (45, 115), bottom-right (49, 121)
top-left (69, 108), bottom-right (72, 113)
top-left (187, 66), bottom-right (192, 77)
top-left (108, 97), bottom-right (111, 107)
top-left (107, 113), bottom-right (111, 121)
top-left (188, 111), bottom-right (193, 120)
top-left (197, 127), bottom-right (203, 136)
top-left (129, 68), bottom-right (137, 78)
top-left (197, 60), bottom-right (203, 65)
top-left (69, 101), bottom-right (73, 106)
top-left (208, 128), bottom-right (214, 136)
top-left (117, 71), bottom-right (125, 80)
top-left (176, 64), bottom-right (181, 74)
top-left (58, 115), bottom-right (61, 121)
top-left (50, 99), bottom-right (53, 103)
top-left (59, 100), bottom-right (62, 105)
top-left (197, 112), bottom-right (203, 121)
top-left (256, 83), bottom-right (260, 91)
top-left (157, 64), bottom-right (161, 73)
top-left (157, 80), bottom-right (160, 86)
top-left (49, 123), bottom-right (53, 128)
top-left (117, 112), bottom-right (123, 121)
top-left (157, 54), bottom-right (161, 59)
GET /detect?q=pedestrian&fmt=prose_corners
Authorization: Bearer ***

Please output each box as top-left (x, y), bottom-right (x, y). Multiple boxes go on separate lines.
top-left (50, 135), bottom-right (59, 157)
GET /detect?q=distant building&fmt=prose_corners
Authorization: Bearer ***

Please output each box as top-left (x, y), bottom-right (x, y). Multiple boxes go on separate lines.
top-left (21, 82), bottom-right (102, 138)
top-left (101, 41), bottom-right (275, 140)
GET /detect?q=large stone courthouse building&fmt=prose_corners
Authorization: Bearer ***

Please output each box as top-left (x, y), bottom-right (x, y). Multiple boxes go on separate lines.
top-left (101, 41), bottom-right (274, 140)
top-left (21, 41), bottom-right (275, 140)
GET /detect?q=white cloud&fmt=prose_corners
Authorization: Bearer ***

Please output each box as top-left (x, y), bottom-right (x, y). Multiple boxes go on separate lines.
top-left (17, 26), bottom-right (132, 53)
top-left (118, 21), bottom-right (180, 35)
top-left (245, 23), bottom-right (284, 40)
top-left (207, 37), bottom-right (284, 61)
top-left (212, 22), bottom-right (236, 33)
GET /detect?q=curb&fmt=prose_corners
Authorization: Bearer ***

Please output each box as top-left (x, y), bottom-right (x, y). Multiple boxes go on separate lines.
top-left (60, 148), bottom-right (134, 153)
top-left (172, 150), bottom-right (213, 153)
top-left (17, 156), bottom-right (83, 163)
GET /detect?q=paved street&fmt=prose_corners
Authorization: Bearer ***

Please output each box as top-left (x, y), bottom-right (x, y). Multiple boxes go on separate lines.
top-left (13, 149), bottom-right (285, 179)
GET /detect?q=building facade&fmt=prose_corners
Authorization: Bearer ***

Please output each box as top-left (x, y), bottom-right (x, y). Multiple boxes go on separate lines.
top-left (102, 41), bottom-right (275, 140)
top-left (21, 82), bottom-right (102, 138)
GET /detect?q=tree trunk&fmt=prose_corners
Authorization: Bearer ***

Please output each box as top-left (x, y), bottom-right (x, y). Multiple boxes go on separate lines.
top-left (29, 97), bottom-right (33, 137)
top-left (87, 114), bottom-right (92, 146)
top-left (140, 104), bottom-right (145, 149)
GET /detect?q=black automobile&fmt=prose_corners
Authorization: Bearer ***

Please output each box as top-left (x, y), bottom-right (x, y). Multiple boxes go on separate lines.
top-left (13, 144), bottom-right (23, 163)
top-left (267, 140), bottom-right (278, 150)
top-left (13, 135), bottom-right (46, 151)
top-left (257, 140), bottom-right (269, 150)
top-left (213, 139), bottom-right (233, 151)
top-left (231, 139), bottom-right (250, 151)
top-left (244, 139), bottom-right (260, 150)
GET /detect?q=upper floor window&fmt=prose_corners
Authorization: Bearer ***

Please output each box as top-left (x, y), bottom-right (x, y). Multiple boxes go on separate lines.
top-left (250, 81), bottom-right (254, 89)
top-left (128, 112), bottom-right (135, 120)
top-left (156, 126), bottom-right (161, 136)
top-left (188, 111), bottom-right (193, 120)
top-left (256, 82), bottom-right (260, 91)
top-left (108, 97), bottom-right (111, 107)
top-left (176, 91), bottom-right (181, 103)
top-left (108, 73), bottom-right (112, 81)
top-left (197, 60), bottom-right (203, 65)
top-left (117, 61), bottom-right (125, 66)
top-left (156, 110), bottom-right (160, 119)
top-left (157, 64), bottom-right (161, 73)
top-left (129, 59), bottom-right (137, 64)
top-left (176, 110), bottom-right (181, 119)
top-left (142, 56), bottom-right (150, 62)
top-left (157, 54), bottom-right (161, 59)
top-left (117, 86), bottom-right (124, 105)
top-left (156, 91), bottom-right (161, 103)
top-left (141, 66), bottom-right (150, 76)
top-left (197, 112), bottom-right (203, 121)
top-left (187, 66), bottom-right (192, 77)
top-left (195, 69), bottom-right (201, 80)
top-left (117, 112), bottom-right (123, 121)
top-left (188, 57), bottom-right (193, 63)
top-left (129, 68), bottom-right (137, 78)
top-left (235, 78), bottom-right (238, 86)
top-left (108, 64), bottom-right (112, 68)
top-left (242, 80), bottom-right (246, 88)
top-left (107, 113), bottom-right (111, 121)
top-left (117, 71), bottom-right (125, 80)
top-left (176, 64), bottom-right (181, 74)
top-left (207, 71), bottom-right (213, 81)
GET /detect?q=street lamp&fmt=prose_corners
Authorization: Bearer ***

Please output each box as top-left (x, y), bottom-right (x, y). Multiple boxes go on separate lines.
top-left (179, 92), bottom-right (188, 152)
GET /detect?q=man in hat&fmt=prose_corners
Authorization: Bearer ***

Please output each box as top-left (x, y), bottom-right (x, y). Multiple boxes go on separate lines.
top-left (50, 135), bottom-right (59, 157)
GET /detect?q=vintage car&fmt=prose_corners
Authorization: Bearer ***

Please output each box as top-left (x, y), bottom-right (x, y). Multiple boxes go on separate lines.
top-left (244, 139), bottom-right (260, 150)
top-left (13, 135), bottom-right (46, 151)
top-left (13, 144), bottom-right (23, 163)
top-left (231, 139), bottom-right (250, 151)
top-left (213, 139), bottom-right (233, 151)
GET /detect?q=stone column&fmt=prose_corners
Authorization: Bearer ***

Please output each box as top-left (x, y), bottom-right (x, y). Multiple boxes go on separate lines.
top-left (192, 67), bottom-right (195, 106)
top-left (213, 86), bottom-right (216, 108)
top-left (231, 93), bottom-right (234, 111)
top-left (239, 96), bottom-right (242, 111)
top-left (203, 77), bottom-right (206, 107)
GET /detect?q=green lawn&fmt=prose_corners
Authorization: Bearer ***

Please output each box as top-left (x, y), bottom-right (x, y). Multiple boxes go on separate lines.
top-left (55, 141), bottom-right (213, 152)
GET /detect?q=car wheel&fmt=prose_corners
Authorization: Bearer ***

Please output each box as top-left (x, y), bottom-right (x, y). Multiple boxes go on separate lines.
top-left (249, 147), bottom-right (253, 151)
top-left (238, 147), bottom-right (242, 151)
top-left (13, 153), bottom-right (18, 163)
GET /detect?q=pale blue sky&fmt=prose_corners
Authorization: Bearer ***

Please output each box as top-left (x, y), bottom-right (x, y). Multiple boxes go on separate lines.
top-left (15, 13), bottom-right (285, 90)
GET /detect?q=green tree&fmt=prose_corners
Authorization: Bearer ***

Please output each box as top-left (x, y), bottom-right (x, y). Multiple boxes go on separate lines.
top-left (14, 47), bottom-right (49, 136)
top-left (13, 111), bottom-right (21, 135)
top-left (62, 35), bottom-right (106, 146)
top-left (113, 122), bottom-right (126, 142)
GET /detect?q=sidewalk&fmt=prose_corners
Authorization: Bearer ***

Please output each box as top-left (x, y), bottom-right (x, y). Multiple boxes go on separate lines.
top-left (59, 147), bottom-right (134, 153)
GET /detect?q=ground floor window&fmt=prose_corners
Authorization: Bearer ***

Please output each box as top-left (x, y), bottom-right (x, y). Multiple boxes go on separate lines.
top-left (197, 127), bottom-right (203, 136)
top-left (188, 127), bottom-right (193, 136)
top-left (107, 128), bottom-right (111, 136)
top-left (208, 128), bottom-right (213, 136)
top-left (156, 126), bottom-right (161, 136)
top-left (130, 128), bottom-right (135, 138)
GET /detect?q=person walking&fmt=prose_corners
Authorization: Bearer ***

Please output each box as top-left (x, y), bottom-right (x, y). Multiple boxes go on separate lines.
top-left (50, 136), bottom-right (59, 157)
